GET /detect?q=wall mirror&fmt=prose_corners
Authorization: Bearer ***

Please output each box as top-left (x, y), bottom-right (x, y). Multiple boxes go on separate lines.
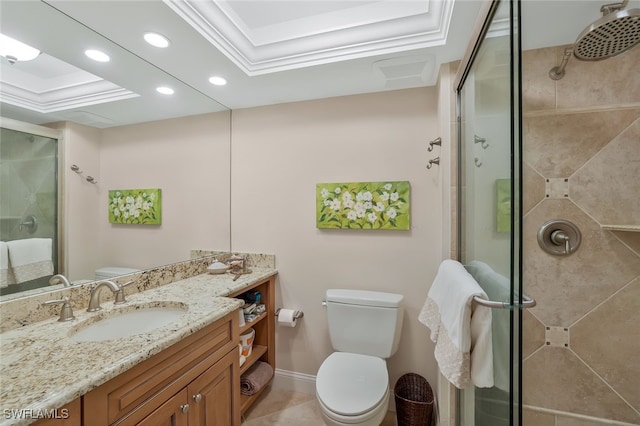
top-left (0, 1), bottom-right (231, 300)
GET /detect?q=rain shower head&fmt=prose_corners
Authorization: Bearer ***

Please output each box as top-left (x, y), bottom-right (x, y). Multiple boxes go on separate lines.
top-left (574, 7), bottom-right (640, 60)
top-left (549, 1), bottom-right (640, 79)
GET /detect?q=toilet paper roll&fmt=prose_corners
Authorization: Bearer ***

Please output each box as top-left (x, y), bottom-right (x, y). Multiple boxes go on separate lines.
top-left (277, 309), bottom-right (298, 328)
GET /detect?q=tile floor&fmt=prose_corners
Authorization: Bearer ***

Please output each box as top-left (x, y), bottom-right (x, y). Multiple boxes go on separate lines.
top-left (242, 386), bottom-right (398, 425)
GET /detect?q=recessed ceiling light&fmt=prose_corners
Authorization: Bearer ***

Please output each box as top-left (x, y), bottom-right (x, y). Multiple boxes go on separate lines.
top-left (85, 49), bottom-right (110, 62)
top-left (156, 86), bottom-right (174, 95)
top-left (208, 76), bottom-right (227, 86)
top-left (0, 33), bottom-right (40, 64)
top-left (144, 32), bottom-right (170, 48)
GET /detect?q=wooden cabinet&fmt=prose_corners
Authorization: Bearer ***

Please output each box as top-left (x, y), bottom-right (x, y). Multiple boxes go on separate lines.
top-left (187, 349), bottom-right (238, 425)
top-left (135, 390), bottom-right (189, 426)
top-left (84, 310), bottom-right (240, 426)
top-left (229, 276), bottom-right (276, 415)
top-left (132, 348), bottom-right (239, 426)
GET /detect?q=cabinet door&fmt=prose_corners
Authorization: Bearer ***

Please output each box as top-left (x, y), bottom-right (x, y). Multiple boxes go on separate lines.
top-left (188, 349), bottom-right (240, 426)
top-left (135, 389), bottom-right (189, 426)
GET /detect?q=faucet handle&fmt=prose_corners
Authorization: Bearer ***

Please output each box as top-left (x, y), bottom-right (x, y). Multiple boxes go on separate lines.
top-left (114, 281), bottom-right (135, 305)
top-left (42, 296), bottom-right (75, 322)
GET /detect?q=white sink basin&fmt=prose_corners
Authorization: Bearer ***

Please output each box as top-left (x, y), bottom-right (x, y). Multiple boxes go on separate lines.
top-left (70, 303), bottom-right (188, 342)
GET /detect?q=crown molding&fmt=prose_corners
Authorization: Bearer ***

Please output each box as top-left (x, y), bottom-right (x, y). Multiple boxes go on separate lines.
top-left (164, 0), bottom-right (455, 75)
top-left (0, 80), bottom-right (139, 113)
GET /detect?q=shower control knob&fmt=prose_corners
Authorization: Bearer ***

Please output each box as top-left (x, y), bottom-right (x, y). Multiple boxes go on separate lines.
top-left (550, 230), bottom-right (571, 254)
top-left (537, 220), bottom-right (582, 256)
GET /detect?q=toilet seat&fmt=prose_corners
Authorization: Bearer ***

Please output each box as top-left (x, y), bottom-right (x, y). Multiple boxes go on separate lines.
top-left (317, 387), bottom-right (389, 425)
top-left (316, 352), bottom-right (389, 417)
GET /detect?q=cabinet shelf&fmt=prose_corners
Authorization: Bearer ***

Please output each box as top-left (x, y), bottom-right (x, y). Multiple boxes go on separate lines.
top-left (240, 345), bottom-right (268, 375)
top-left (232, 275), bottom-right (276, 419)
top-left (240, 381), bottom-right (272, 414)
top-left (239, 344), bottom-right (273, 415)
top-left (240, 311), bottom-right (267, 335)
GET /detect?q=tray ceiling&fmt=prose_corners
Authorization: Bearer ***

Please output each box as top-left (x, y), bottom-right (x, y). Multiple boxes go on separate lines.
top-left (164, 0), bottom-right (454, 74)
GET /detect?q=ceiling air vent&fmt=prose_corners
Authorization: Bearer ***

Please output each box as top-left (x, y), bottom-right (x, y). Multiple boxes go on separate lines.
top-left (59, 111), bottom-right (114, 127)
top-left (372, 55), bottom-right (435, 89)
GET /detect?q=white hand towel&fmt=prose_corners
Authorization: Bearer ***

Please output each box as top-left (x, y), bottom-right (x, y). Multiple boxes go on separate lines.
top-left (419, 259), bottom-right (494, 389)
top-left (6, 238), bottom-right (54, 283)
top-left (467, 260), bottom-right (511, 392)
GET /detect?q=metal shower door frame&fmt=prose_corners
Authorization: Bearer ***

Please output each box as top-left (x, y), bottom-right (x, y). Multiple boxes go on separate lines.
top-left (454, 0), bottom-right (528, 425)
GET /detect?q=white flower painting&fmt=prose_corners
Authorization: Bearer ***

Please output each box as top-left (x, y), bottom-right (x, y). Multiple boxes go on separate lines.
top-left (108, 188), bottom-right (162, 225)
top-left (316, 181), bottom-right (410, 230)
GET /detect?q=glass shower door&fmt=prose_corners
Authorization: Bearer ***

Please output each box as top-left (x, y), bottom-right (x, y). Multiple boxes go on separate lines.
top-left (456, 0), bottom-right (526, 425)
top-left (0, 126), bottom-right (59, 295)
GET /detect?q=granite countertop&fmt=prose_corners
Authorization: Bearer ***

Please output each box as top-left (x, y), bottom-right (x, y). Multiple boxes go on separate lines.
top-left (0, 267), bottom-right (277, 426)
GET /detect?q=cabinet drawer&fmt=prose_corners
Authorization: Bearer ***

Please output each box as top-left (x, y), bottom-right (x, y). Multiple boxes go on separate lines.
top-left (84, 311), bottom-right (237, 426)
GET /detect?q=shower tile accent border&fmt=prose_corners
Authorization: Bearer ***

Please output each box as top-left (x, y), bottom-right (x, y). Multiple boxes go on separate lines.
top-left (545, 326), bottom-right (569, 348)
top-left (524, 406), bottom-right (640, 426)
top-left (545, 178), bottom-right (570, 199)
top-left (0, 251), bottom-right (275, 332)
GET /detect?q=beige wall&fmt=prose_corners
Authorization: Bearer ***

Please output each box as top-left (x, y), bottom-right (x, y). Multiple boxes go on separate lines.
top-left (230, 88), bottom-right (443, 391)
top-left (521, 45), bottom-right (640, 424)
top-left (60, 112), bottom-right (232, 280)
top-left (98, 112), bottom-right (232, 272)
top-left (61, 88), bottom-right (445, 393)
top-left (47, 121), bottom-right (102, 280)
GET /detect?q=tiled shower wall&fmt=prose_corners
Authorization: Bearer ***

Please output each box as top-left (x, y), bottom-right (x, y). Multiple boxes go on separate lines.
top-left (521, 46), bottom-right (640, 425)
top-left (0, 129), bottom-right (57, 262)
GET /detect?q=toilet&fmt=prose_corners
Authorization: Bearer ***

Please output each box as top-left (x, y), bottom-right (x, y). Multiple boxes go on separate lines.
top-left (316, 289), bottom-right (404, 426)
top-left (94, 266), bottom-right (140, 280)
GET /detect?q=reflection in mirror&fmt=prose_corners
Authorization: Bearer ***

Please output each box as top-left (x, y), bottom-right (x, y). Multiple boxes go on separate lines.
top-left (0, 1), bottom-right (231, 301)
top-left (0, 124), bottom-right (59, 296)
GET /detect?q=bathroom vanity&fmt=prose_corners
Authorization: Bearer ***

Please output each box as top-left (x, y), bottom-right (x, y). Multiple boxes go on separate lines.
top-left (80, 310), bottom-right (240, 426)
top-left (0, 264), bottom-right (277, 426)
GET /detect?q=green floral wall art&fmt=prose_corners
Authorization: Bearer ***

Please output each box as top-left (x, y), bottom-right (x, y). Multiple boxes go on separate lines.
top-left (496, 179), bottom-right (511, 233)
top-left (316, 181), bottom-right (410, 230)
top-left (108, 188), bottom-right (162, 225)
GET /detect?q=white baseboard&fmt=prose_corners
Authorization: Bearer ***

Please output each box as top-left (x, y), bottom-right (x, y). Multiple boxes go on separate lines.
top-left (272, 369), bottom-right (317, 395)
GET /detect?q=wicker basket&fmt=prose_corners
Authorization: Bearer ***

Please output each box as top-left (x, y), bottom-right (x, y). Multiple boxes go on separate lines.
top-left (394, 373), bottom-right (434, 426)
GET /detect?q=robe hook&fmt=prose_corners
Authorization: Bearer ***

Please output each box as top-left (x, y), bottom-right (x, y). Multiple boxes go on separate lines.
top-left (427, 137), bottom-right (442, 152)
top-left (426, 157), bottom-right (440, 169)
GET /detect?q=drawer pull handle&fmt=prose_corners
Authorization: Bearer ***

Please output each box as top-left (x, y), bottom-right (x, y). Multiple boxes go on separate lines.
top-left (181, 404), bottom-right (190, 414)
top-left (193, 394), bottom-right (202, 403)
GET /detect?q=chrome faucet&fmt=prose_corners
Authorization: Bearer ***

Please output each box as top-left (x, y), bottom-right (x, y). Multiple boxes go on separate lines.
top-left (87, 280), bottom-right (132, 312)
top-left (49, 274), bottom-right (71, 287)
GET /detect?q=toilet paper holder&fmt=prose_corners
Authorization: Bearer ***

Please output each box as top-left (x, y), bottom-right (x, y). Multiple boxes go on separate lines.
top-left (275, 308), bottom-right (304, 319)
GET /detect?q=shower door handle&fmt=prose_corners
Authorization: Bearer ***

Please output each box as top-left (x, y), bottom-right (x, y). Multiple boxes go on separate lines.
top-left (473, 294), bottom-right (537, 309)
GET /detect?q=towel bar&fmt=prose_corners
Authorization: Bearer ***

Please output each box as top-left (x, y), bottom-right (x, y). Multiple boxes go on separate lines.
top-left (473, 294), bottom-right (536, 309)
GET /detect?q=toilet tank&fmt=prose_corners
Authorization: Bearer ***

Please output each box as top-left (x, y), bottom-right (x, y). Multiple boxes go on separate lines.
top-left (95, 266), bottom-right (140, 280)
top-left (326, 289), bottom-right (404, 358)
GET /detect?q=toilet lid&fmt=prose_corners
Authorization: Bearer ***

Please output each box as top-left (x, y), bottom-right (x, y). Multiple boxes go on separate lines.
top-left (316, 352), bottom-right (388, 416)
